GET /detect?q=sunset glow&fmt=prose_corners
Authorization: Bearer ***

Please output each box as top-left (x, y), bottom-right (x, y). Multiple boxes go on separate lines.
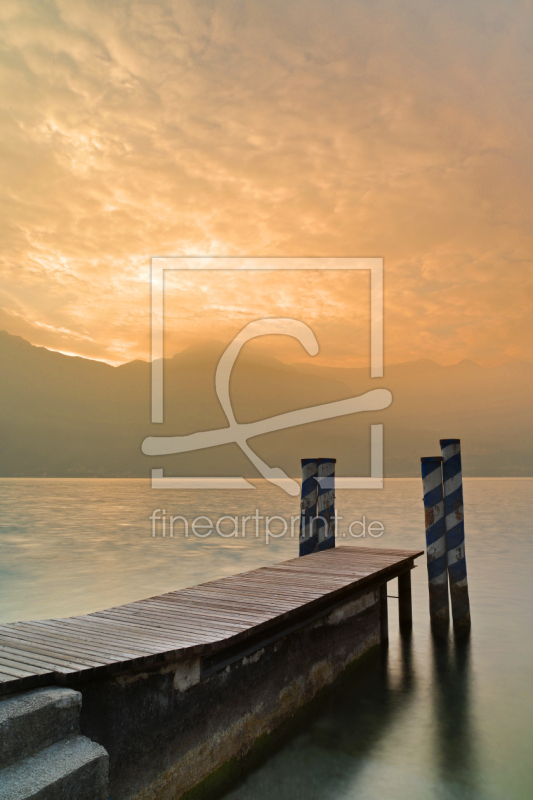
top-left (1, 0), bottom-right (531, 366)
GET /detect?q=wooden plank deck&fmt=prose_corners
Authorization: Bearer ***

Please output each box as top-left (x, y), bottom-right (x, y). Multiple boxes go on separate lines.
top-left (0, 546), bottom-right (423, 695)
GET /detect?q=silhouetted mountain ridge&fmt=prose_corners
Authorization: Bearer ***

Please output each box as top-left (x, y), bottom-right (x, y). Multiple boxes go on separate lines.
top-left (0, 331), bottom-right (531, 477)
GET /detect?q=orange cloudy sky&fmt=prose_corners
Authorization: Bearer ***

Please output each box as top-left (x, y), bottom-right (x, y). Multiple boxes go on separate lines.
top-left (0, 0), bottom-right (532, 367)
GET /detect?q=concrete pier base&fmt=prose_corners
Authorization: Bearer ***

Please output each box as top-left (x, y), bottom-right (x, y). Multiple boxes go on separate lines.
top-left (80, 589), bottom-right (381, 800)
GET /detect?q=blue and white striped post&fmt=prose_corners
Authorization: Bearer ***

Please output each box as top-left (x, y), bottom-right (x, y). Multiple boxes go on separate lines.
top-left (299, 459), bottom-right (318, 556)
top-left (317, 457), bottom-right (336, 551)
top-left (440, 439), bottom-right (471, 632)
top-left (421, 456), bottom-right (450, 629)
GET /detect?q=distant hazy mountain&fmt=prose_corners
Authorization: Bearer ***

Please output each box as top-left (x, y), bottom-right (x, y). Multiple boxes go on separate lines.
top-left (0, 331), bottom-right (531, 477)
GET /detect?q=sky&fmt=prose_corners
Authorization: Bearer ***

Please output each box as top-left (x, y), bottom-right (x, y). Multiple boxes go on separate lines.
top-left (0, 0), bottom-right (532, 367)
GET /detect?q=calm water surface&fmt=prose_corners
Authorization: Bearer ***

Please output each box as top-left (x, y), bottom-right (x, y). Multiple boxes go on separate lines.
top-left (0, 478), bottom-right (532, 799)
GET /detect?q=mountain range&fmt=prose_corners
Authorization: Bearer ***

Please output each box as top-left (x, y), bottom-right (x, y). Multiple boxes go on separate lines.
top-left (1, 330), bottom-right (531, 477)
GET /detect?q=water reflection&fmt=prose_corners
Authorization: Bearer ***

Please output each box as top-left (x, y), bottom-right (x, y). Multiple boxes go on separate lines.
top-left (223, 638), bottom-right (417, 800)
top-left (431, 631), bottom-right (479, 798)
top-left (314, 638), bottom-right (416, 760)
top-left (222, 627), bottom-right (487, 800)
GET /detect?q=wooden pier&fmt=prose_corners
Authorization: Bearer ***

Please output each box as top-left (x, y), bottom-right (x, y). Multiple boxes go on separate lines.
top-left (0, 546), bottom-right (423, 799)
top-left (0, 546), bottom-right (422, 696)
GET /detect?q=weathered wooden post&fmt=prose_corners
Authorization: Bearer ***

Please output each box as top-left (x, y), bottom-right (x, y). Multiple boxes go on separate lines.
top-left (299, 458), bottom-right (318, 556)
top-left (440, 438), bottom-right (471, 633)
top-left (317, 457), bottom-right (336, 551)
top-left (421, 456), bottom-right (450, 629)
top-left (398, 571), bottom-right (412, 631)
top-left (379, 584), bottom-right (389, 643)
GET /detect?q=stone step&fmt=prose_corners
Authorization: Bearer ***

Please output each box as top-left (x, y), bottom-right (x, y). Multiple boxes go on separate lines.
top-left (0, 734), bottom-right (108, 800)
top-left (0, 688), bottom-right (82, 769)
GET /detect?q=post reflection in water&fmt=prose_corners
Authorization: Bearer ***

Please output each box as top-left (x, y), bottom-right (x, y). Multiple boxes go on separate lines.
top-left (312, 635), bottom-right (417, 767)
top-left (221, 635), bottom-right (418, 800)
top-left (430, 630), bottom-right (479, 798)
top-left (221, 624), bottom-right (487, 800)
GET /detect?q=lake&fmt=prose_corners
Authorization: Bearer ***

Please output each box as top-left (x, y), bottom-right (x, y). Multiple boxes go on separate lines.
top-left (0, 478), bottom-right (532, 799)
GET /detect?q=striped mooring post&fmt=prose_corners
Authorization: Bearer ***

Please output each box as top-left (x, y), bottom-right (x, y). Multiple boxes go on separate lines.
top-left (299, 459), bottom-right (318, 556)
top-left (317, 457), bottom-right (336, 551)
top-left (421, 456), bottom-right (450, 629)
top-left (440, 439), bottom-right (471, 632)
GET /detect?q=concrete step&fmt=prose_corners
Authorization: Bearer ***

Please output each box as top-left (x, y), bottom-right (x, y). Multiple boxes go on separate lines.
top-left (0, 734), bottom-right (109, 800)
top-left (0, 688), bottom-right (82, 769)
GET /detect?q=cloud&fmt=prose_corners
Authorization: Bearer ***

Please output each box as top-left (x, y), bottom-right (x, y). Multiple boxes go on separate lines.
top-left (0, 0), bottom-right (531, 365)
